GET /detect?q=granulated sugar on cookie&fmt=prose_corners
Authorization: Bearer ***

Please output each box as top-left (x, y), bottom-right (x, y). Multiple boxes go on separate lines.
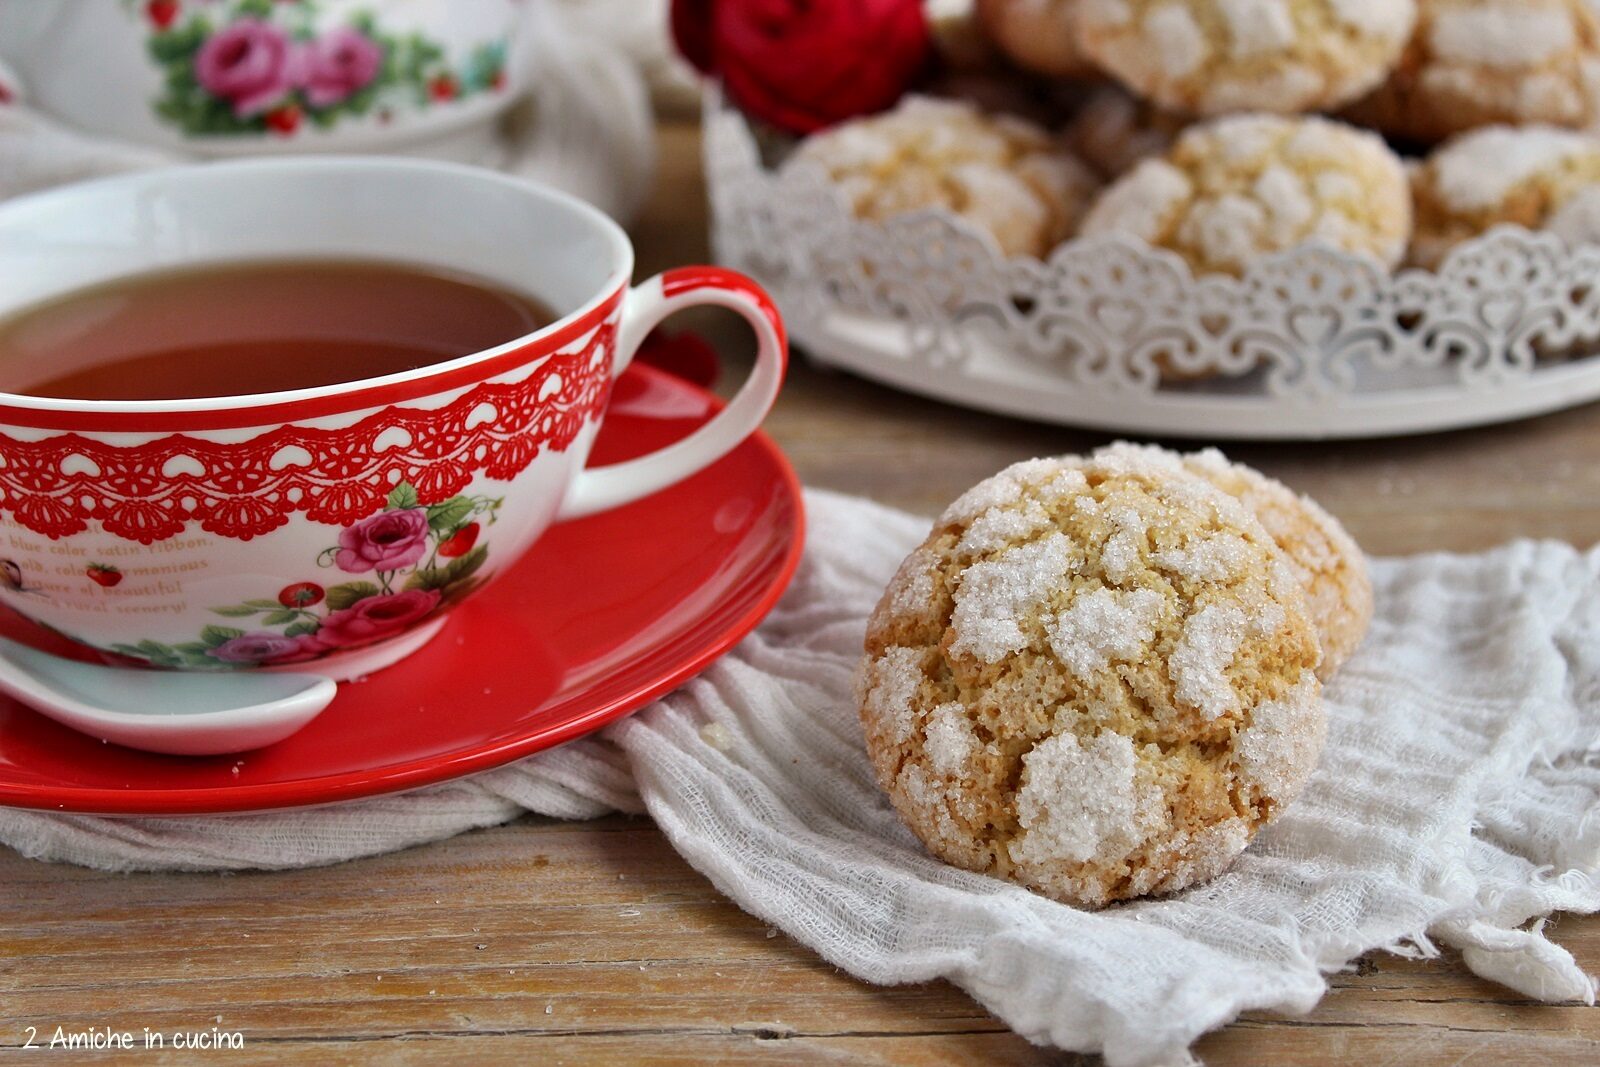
top-left (1410, 124), bottom-right (1600, 267)
top-left (787, 95), bottom-right (1100, 259)
top-left (1346, 0), bottom-right (1600, 142)
top-left (1078, 113), bottom-right (1412, 276)
top-left (858, 443), bottom-right (1328, 908)
top-left (1075, 0), bottom-right (1416, 116)
top-left (1175, 447), bottom-right (1372, 678)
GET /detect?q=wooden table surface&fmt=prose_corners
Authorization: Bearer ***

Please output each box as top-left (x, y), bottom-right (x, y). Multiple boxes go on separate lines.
top-left (4, 120), bottom-right (1600, 1066)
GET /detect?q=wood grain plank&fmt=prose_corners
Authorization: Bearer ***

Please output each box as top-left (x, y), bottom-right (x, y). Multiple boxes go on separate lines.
top-left (112, 1032), bottom-right (1056, 1067)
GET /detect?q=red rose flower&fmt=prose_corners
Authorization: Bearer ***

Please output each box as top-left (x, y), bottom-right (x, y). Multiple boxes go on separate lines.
top-left (314, 589), bottom-right (440, 649)
top-left (671, 0), bottom-right (715, 73)
top-left (671, 0), bottom-right (930, 133)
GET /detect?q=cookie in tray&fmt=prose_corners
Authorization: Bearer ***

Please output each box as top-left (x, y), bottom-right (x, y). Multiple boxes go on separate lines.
top-left (1346, 0), bottom-right (1600, 143)
top-left (1074, 0), bottom-right (1417, 116)
top-left (1078, 113), bottom-right (1412, 276)
top-left (787, 94), bottom-right (1100, 259)
top-left (1409, 124), bottom-right (1600, 268)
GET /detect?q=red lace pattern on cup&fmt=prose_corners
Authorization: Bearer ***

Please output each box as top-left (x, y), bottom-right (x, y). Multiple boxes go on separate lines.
top-left (0, 324), bottom-right (615, 544)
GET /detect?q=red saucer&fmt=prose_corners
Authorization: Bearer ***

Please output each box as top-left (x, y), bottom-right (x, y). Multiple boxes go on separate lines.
top-left (0, 365), bottom-right (805, 815)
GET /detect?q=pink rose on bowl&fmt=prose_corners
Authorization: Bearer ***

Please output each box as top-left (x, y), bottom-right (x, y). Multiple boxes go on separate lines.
top-left (195, 18), bottom-right (302, 118)
top-left (300, 27), bottom-right (384, 107)
top-left (208, 630), bottom-right (315, 665)
top-left (262, 633), bottom-right (333, 664)
top-left (315, 589), bottom-right (440, 649)
top-left (335, 509), bottom-right (430, 573)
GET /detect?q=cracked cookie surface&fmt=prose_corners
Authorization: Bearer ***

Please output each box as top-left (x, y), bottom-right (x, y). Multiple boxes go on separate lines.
top-left (1346, 0), bottom-right (1600, 143)
top-left (1078, 113), bottom-right (1411, 276)
top-left (859, 443), bottom-right (1326, 908)
top-left (1075, 0), bottom-right (1416, 115)
top-left (789, 95), bottom-right (1100, 259)
top-left (1177, 447), bottom-right (1372, 678)
top-left (1409, 124), bottom-right (1600, 268)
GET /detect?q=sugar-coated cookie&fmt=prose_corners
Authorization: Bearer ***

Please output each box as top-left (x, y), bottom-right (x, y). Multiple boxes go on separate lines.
top-left (1409, 125), bottom-right (1600, 267)
top-left (1175, 448), bottom-right (1371, 678)
top-left (1074, 0), bottom-right (1416, 116)
top-left (1078, 113), bottom-right (1412, 276)
top-left (859, 444), bottom-right (1326, 908)
top-left (1065, 85), bottom-right (1185, 178)
top-left (977, 0), bottom-right (1096, 79)
top-left (1346, 0), bottom-right (1600, 143)
top-left (790, 95), bottom-right (1100, 259)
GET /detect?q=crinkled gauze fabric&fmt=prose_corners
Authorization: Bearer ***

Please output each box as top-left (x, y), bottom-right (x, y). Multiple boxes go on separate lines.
top-left (4, 490), bottom-right (1600, 1066)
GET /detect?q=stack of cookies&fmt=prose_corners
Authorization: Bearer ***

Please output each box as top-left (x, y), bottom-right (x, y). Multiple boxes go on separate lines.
top-left (785, 0), bottom-right (1600, 276)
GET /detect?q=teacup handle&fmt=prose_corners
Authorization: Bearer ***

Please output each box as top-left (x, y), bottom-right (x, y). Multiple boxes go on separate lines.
top-left (556, 267), bottom-right (788, 521)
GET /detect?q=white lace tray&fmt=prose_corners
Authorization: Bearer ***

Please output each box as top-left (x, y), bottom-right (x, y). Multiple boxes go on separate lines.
top-left (704, 96), bottom-right (1600, 439)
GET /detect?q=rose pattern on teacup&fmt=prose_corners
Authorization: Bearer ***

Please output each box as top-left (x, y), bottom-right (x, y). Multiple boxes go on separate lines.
top-left (0, 297), bottom-right (619, 675)
top-left (87, 481), bottom-right (501, 669)
top-left (133, 0), bottom-right (509, 137)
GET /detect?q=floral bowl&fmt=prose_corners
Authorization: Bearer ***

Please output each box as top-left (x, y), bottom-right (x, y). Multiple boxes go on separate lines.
top-left (0, 156), bottom-right (786, 679)
top-left (0, 0), bottom-right (524, 160)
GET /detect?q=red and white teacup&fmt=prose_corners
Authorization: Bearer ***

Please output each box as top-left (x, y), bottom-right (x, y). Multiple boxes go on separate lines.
top-left (0, 157), bottom-right (786, 679)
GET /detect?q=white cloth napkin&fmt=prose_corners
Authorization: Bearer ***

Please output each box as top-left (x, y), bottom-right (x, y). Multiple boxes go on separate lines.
top-left (0, 1), bottom-right (656, 223)
top-left (3, 488), bottom-right (1600, 1066)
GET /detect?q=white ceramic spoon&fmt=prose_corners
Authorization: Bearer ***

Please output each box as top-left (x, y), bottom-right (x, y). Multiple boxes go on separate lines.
top-left (0, 636), bottom-right (337, 756)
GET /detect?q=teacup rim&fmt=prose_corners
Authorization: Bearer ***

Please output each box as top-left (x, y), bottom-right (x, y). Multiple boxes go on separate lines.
top-left (0, 155), bottom-right (635, 419)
